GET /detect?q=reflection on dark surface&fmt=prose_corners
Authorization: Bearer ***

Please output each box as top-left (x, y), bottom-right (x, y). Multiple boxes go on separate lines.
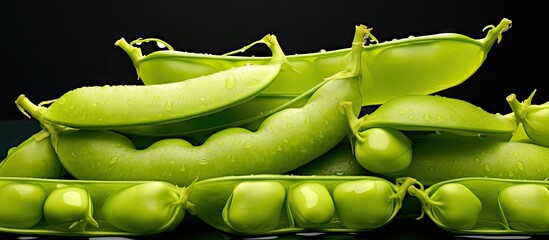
top-left (0, 217), bottom-right (542, 240)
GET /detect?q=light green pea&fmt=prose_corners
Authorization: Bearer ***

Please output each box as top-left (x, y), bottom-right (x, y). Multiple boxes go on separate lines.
top-left (287, 182), bottom-right (335, 226)
top-left (222, 181), bottom-right (286, 234)
top-left (43, 185), bottom-right (98, 231)
top-left (0, 182), bottom-right (47, 229)
top-left (101, 181), bottom-right (188, 233)
top-left (345, 125), bottom-right (412, 175)
top-left (410, 183), bottom-right (482, 230)
top-left (499, 184), bottom-right (549, 232)
top-left (332, 179), bottom-right (397, 229)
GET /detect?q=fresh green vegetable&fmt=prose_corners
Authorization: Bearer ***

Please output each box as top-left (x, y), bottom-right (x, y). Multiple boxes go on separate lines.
top-left (185, 174), bottom-right (418, 235)
top-left (407, 177), bottom-right (549, 234)
top-left (101, 181), bottom-right (191, 233)
top-left (118, 18), bottom-right (511, 107)
top-left (43, 185), bottom-right (98, 231)
top-left (343, 94), bottom-right (517, 140)
top-left (342, 124), bottom-right (412, 175)
top-left (498, 183), bottom-right (549, 232)
top-left (289, 140), bottom-right (370, 176)
top-left (0, 182), bottom-right (47, 229)
top-left (15, 24), bottom-right (366, 187)
top-left (387, 138), bottom-right (549, 186)
top-left (0, 129), bottom-right (65, 178)
top-left (223, 181), bottom-right (286, 234)
top-left (507, 90), bottom-right (549, 147)
top-left (0, 177), bottom-right (190, 236)
top-left (33, 34), bottom-right (288, 129)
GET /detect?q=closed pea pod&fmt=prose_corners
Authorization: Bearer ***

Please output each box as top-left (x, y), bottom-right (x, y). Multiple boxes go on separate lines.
top-left (386, 138), bottom-right (549, 186)
top-left (32, 34), bottom-right (289, 130)
top-left (0, 177), bottom-right (190, 236)
top-left (184, 174), bottom-right (418, 235)
top-left (0, 129), bottom-right (65, 178)
top-left (15, 24), bottom-right (366, 187)
top-left (407, 177), bottom-right (549, 235)
top-left (119, 18), bottom-right (511, 107)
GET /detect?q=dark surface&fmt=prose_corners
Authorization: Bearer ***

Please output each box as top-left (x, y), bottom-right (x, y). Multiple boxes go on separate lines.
top-left (1, 1), bottom-right (547, 239)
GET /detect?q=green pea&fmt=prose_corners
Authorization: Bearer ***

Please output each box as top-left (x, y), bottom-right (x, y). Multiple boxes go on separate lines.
top-left (0, 182), bottom-right (47, 229)
top-left (499, 184), bottom-right (549, 232)
top-left (101, 181), bottom-right (188, 233)
top-left (222, 181), bottom-right (286, 234)
top-left (0, 129), bottom-right (65, 178)
top-left (120, 18), bottom-right (511, 107)
top-left (409, 183), bottom-right (482, 230)
top-left (43, 185), bottom-right (98, 231)
top-left (332, 179), bottom-right (398, 229)
top-left (342, 124), bottom-right (412, 174)
top-left (28, 34), bottom-right (288, 130)
top-left (507, 90), bottom-right (549, 147)
top-left (16, 24), bottom-right (365, 188)
top-left (287, 182), bottom-right (335, 226)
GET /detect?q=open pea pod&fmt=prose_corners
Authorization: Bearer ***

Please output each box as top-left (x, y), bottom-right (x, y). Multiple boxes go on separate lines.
top-left (32, 34), bottom-right (288, 130)
top-left (118, 18), bottom-right (511, 107)
top-left (0, 177), bottom-right (190, 236)
top-left (407, 177), bottom-right (549, 235)
top-left (184, 174), bottom-right (419, 235)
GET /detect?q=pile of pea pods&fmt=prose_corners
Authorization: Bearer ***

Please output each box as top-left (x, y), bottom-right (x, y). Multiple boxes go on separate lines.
top-left (1, 17), bottom-right (549, 237)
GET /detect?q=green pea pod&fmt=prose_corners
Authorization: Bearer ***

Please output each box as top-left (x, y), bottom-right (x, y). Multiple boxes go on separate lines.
top-left (343, 94), bottom-right (517, 139)
top-left (388, 138), bottom-right (549, 186)
top-left (15, 24), bottom-right (366, 187)
top-left (0, 177), bottom-right (190, 236)
top-left (0, 129), bottom-right (65, 178)
top-left (32, 34), bottom-right (288, 129)
top-left (507, 90), bottom-right (549, 147)
top-left (185, 174), bottom-right (419, 235)
top-left (118, 18), bottom-right (511, 107)
top-left (407, 177), bottom-right (549, 235)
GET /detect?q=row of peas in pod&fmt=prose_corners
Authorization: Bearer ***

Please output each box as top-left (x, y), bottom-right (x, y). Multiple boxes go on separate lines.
top-left (1, 17), bottom-right (548, 237)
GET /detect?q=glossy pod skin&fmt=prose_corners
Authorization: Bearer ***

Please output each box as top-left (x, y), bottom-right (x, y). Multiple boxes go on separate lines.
top-left (184, 174), bottom-right (419, 235)
top-left (385, 138), bottom-right (549, 186)
top-left (0, 177), bottom-right (189, 236)
top-left (15, 25), bottom-right (366, 187)
top-left (0, 129), bottom-right (65, 178)
top-left (118, 18), bottom-right (511, 107)
top-left (343, 94), bottom-right (517, 140)
top-left (35, 34), bottom-right (288, 129)
top-left (407, 177), bottom-right (549, 235)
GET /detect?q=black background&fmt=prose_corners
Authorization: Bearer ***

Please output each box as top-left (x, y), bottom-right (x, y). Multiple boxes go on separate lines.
top-left (1, 0), bottom-right (546, 121)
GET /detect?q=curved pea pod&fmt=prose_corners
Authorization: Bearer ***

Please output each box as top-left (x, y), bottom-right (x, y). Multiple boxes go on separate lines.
top-left (407, 177), bottom-right (549, 235)
top-left (0, 177), bottom-right (190, 236)
top-left (119, 18), bottom-right (511, 107)
top-left (0, 129), bottom-right (65, 178)
top-left (507, 90), bottom-right (549, 147)
top-left (15, 24), bottom-right (366, 187)
top-left (184, 174), bottom-right (419, 235)
top-left (31, 34), bottom-right (288, 130)
top-left (386, 138), bottom-right (549, 186)
top-left (343, 94), bottom-right (517, 140)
